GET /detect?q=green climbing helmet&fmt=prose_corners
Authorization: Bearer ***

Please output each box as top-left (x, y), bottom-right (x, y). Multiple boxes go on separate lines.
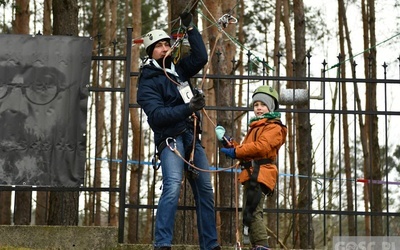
top-left (252, 85), bottom-right (279, 108)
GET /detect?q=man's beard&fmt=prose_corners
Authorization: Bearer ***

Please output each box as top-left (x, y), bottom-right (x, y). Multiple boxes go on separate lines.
top-left (156, 56), bottom-right (172, 69)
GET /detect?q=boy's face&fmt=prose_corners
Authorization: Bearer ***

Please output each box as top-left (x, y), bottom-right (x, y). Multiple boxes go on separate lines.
top-left (152, 40), bottom-right (171, 60)
top-left (253, 101), bottom-right (269, 116)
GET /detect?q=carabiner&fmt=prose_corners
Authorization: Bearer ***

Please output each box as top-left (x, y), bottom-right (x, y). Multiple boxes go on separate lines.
top-left (218, 13), bottom-right (238, 29)
top-left (166, 137), bottom-right (177, 151)
top-left (170, 34), bottom-right (185, 50)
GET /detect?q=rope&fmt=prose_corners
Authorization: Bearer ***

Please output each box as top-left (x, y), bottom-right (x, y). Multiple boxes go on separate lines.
top-left (326, 31), bottom-right (400, 71)
top-left (197, 1), bottom-right (274, 71)
top-left (189, 113), bottom-right (198, 163)
top-left (198, 31), bottom-right (223, 91)
top-left (165, 137), bottom-right (239, 174)
top-left (234, 162), bottom-right (243, 250)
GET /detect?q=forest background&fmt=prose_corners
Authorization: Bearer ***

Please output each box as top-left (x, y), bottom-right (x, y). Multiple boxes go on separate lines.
top-left (1, 0), bottom-right (400, 249)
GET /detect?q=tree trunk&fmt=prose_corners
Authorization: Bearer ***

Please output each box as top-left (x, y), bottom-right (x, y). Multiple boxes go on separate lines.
top-left (109, 0), bottom-right (118, 228)
top-left (52, 0), bottom-right (78, 36)
top-left (199, 4), bottom-right (220, 243)
top-left (364, 0), bottom-right (382, 236)
top-left (81, 0), bottom-right (99, 228)
top-left (48, 0), bottom-right (80, 226)
top-left (14, 190), bottom-right (32, 225)
top-left (328, 81), bottom-right (338, 242)
top-left (203, 0), bottom-right (238, 245)
top-left (0, 191), bottom-right (12, 224)
top-left (280, 0), bottom-right (297, 246)
top-left (12, 0), bottom-right (32, 226)
top-left (127, 0), bottom-right (144, 243)
top-left (48, 192), bottom-right (79, 225)
top-left (36, 0), bottom-right (52, 225)
top-left (293, 0), bottom-right (314, 248)
top-left (13, 0), bottom-right (30, 34)
top-left (43, 0), bottom-right (52, 35)
top-left (35, 191), bottom-right (49, 225)
top-left (264, 1), bottom-right (283, 248)
top-left (92, 0), bottom-right (108, 226)
top-left (144, 130), bottom-right (156, 244)
top-left (337, 0), bottom-right (356, 236)
top-left (360, 0), bottom-right (371, 236)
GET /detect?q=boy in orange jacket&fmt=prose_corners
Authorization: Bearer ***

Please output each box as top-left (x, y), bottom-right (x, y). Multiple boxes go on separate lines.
top-left (215, 85), bottom-right (287, 250)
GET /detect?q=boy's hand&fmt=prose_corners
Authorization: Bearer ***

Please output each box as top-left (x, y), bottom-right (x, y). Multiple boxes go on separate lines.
top-left (215, 125), bottom-right (226, 141)
top-left (220, 148), bottom-right (236, 159)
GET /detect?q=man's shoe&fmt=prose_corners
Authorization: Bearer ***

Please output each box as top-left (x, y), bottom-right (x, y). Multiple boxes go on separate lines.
top-left (154, 247), bottom-right (171, 250)
top-left (212, 246), bottom-right (221, 250)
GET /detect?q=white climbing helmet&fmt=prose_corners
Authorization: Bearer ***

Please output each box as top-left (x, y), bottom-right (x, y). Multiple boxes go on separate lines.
top-left (143, 29), bottom-right (170, 51)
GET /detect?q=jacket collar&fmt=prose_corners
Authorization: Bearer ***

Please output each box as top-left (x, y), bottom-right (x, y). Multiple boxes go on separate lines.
top-left (151, 59), bottom-right (179, 78)
top-left (249, 112), bottom-right (281, 125)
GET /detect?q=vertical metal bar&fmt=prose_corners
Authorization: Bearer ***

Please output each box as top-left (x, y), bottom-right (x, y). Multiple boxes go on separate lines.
top-left (306, 51), bottom-right (313, 247)
top-left (383, 62), bottom-right (389, 236)
top-left (339, 55), bottom-right (344, 237)
top-left (275, 52), bottom-right (281, 245)
top-left (321, 63), bottom-right (327, 246)
top-left (93, 34), bottom-right (102, 225)
top-left (352, 60), bottom-right (358, 237)
top-left (118, 27), bottom-right (133, 243)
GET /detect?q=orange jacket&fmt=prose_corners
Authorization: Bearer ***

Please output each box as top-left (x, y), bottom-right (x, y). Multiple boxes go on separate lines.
top-left (233, 118), bottom-right (287, 191)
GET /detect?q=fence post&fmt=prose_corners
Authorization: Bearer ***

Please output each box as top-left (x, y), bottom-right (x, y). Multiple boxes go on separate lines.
top-left (118, 27), bottom-right (133, 244)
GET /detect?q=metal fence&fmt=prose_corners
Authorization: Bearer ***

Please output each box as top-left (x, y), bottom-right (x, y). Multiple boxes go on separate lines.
top-left (2, 28), bottom-right (400, 249)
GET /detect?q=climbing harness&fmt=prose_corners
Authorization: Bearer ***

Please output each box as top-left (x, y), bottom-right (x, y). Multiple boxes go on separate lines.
top-left (242, 160), bottom-right (263, 227)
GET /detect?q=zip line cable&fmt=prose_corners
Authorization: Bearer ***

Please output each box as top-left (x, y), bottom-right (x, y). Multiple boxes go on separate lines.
top-left (95, 2), bottom-right (400, 73)
top-left (96, 2), bottom-right (273, 73)
top-left (94, 157), bottom-right (400, 186)
top-left (326, 31), bottom-right (400, 71)
top-left (196, 0), bottom-right (274, 71)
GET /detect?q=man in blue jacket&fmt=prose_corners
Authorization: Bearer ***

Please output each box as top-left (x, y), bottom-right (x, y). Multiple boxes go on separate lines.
top-left (137, 12), bottom-right (220, 250)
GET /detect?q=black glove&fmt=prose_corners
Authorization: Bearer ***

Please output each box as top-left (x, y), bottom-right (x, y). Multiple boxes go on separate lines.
top-left (180, 12), bottom-right (193, 29)
top-left (189, 92), bottom-right (205, 112)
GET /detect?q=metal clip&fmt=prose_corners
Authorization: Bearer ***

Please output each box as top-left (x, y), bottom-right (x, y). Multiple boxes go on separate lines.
top-left (152, 155), bottom-right (161, 171)
top-left (166, 137), bottom-right (176, 151)
top-left (170, 34), bottom-right (185, 50)
top-left (218, 14), bottom-right (238, 30)
top-left (187, 161), bottom-right (199, 179)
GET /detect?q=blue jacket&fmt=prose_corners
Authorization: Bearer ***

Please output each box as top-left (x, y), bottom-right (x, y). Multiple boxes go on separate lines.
top-left (137, 28), bottom-right (208, 147)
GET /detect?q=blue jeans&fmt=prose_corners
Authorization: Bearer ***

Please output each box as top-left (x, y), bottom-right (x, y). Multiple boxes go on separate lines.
top-left (154, 129), bottom-right (219, 250)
